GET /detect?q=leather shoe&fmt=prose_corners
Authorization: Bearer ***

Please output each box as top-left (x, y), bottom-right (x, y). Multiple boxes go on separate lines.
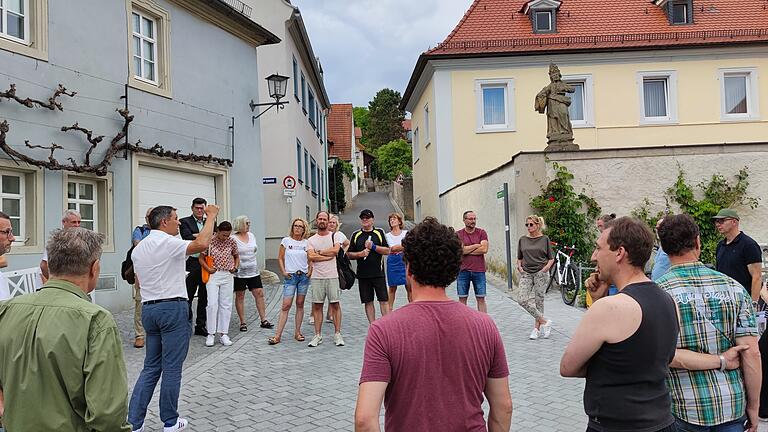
top-left (194, 327), bottom-right (208, 336)
top-left (134, 337), bottom-right (145, 348)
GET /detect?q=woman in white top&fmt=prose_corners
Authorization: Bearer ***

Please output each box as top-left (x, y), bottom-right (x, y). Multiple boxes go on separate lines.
top-left (232, 215), bottom-right (273, 332)
top-left (269, 218), bottom-right (311, 345)
top-left (385, 212), bottom-right (409, 309)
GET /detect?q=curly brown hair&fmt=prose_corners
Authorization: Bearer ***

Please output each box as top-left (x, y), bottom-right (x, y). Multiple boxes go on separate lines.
top-left (402, 217), bottom-right (463, 288)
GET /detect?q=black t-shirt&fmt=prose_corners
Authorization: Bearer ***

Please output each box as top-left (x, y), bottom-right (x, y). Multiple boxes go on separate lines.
top-left (349, 228), bottom-right (389, 279)
top-left (716, 232), bottom-right (762, 293)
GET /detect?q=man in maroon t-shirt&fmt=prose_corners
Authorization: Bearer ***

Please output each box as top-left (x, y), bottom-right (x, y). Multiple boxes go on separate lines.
top-left (457, 210), bottom-right (489, 313)
top-left (355, 217), bottom-right (512, 432)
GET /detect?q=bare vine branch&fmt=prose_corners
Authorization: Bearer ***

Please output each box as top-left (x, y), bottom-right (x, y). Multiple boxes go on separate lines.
top-left (0, 84), bottom-right (76, 111)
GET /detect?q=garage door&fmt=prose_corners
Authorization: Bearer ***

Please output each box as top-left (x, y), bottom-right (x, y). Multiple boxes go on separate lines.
top-left (136, 165), bottom-right (216, 228)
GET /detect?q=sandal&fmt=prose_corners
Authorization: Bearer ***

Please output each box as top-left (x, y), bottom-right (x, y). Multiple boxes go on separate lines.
top-left (260, 320), bottom-right (274, 329)
top-left (268, 336), bottom-right (281, 345)
top-left (239, 323), bottom-right (248, 332)
top-left (294, 333), bottom-right (305, 342)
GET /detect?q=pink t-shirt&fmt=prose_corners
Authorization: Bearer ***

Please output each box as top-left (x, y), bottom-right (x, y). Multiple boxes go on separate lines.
top-left (360, 301), bottom-right (509, 431)
top-left (458, 228), bottom-right (488, 272)
top-left (306, 232), bottom-right (338, 279)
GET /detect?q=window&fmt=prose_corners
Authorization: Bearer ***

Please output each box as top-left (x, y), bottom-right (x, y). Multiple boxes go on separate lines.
top-left (475, 79), bottom-right (516, 132)
top-left (316, 107), bottom-right (321, 137)
top-left (720, 68), bottom-right (759, 121)
top-left (1, 0), bottom-right (27, 42)
top-left (563, 74), bottom-right (594, 128)
top-left (413, 127), bottom-right (420, 161)
top-left (127, 0), bottom-right (171, 97)
top-left (67, 180), bottom-right (97, 231)
top-left (292, 56), bottom-right (299, 101)
top-left (415, 200), bottom-right (422, 221)
top-left (0, 0), bottom-right (46, 60)
top-left (533, 11), bottom-right (553, 33)
top-left (0, 173), bottom-right (24, 241)
top-left (308, 89), bottom-right (316, 127)
top-left (319, 170), bottom-right (324, 202)
top-left (638, 71), bottom-right (677, 124)
top-left (301, 73), bottom-right (307, 114)
top-left (132, 12), bottom-right (158, 83)
top-left (310, 157), bottom-right (317, 195)
top-left (669, 0), bottom-right (692, 25)
top-left (304, 150), bottom-right (309, 190)
top-left (306, 206), bottom-right (310, 222)
top-left (296, 140), bottom-right (303, 183)
top-left (424, 104), bottom-right (430, 144)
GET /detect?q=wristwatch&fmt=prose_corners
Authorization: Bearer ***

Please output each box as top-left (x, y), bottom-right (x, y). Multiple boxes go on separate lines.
top-left (719, 354), bottom-right (727, 372)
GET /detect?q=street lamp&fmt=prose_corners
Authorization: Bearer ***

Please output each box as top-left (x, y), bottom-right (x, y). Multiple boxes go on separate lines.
top-left (328, 156), bottom-right (339, 213)
top-left (250, 73), bottom-right (290, 124)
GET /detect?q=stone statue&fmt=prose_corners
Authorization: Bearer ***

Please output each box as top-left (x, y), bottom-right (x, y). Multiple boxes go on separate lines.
top-left (535, 64), bottom-right (579, 151)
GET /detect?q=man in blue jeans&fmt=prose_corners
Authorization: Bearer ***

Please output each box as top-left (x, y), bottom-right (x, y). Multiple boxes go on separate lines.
top-left (457, 210), bottom-right (489, 313)
top-left (128, 204), bottom-right (218, 432)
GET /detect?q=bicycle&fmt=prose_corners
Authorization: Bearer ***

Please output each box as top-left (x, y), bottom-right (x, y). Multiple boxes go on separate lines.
top-left (546, 242), bottom-right (580, 305)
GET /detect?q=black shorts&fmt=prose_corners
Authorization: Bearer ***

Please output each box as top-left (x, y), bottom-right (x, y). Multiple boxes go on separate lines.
top-left (359, 277), bottom-right (388, 303)
top-left (234, 275), bottom-right (263, 292)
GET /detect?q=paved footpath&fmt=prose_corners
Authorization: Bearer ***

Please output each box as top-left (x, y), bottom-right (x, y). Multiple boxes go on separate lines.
top-left (116, 271), bottom-right (589, 431)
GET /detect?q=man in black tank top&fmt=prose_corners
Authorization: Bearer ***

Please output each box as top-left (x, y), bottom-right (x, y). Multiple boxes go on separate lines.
top-left (560, 217), bottom-right (679, 432)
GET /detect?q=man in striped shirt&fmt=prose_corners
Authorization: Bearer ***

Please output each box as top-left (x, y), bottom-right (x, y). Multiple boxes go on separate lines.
top-left (657, 214), bottom-right (761, 431)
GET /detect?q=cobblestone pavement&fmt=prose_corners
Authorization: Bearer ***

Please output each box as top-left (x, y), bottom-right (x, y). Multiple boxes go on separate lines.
top-left (115, 271), bottom-right (590, 431)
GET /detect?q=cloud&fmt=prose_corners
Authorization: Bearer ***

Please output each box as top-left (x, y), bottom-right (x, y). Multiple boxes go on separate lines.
top-left (291, 0), bottom-right (472, 109)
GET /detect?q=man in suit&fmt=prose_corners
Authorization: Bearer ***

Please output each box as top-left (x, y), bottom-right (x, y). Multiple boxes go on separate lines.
top-left (180, 197), bottom-right (208, 336)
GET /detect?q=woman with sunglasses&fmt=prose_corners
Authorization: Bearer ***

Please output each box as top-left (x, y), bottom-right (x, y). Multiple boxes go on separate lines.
top-left (232, 215), bottom-right (273, 332)
top-left (269, 218), bottom-right (311, 345)
top-left (517, 215), bottom-right (554, 340)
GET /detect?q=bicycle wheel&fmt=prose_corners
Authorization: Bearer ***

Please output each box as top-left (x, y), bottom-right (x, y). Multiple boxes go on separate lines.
top-left (546, 265), bottom-right (557, 292)
top-left (561, 264), bottom-right (578, 306)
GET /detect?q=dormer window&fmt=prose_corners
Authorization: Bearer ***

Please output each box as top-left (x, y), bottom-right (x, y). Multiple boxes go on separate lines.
top-left (522, 0), bottom-right (561, 34)
top-left (654, 0), bottom-right (693, 25)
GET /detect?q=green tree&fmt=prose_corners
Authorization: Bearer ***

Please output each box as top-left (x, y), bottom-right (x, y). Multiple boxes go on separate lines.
top-left (375, 139), bottom-right (412, 181)
top-left (367, 89), bottom-right (405, 150)
top-left (352, 106), bottom-right (369, 145)
top-left (328, 160), bottom-right (355, 213)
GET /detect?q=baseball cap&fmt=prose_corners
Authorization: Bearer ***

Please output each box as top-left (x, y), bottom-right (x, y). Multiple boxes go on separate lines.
top-left (359, 209), bottom-right (374, 219)
top-left (712, 208), bottom-right (740, 220)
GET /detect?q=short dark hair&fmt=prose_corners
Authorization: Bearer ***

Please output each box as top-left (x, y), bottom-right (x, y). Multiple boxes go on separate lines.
top-left (598, 213), bottom-right (616, 223)
top-left (658, 214), bottom-right (699, 256)
top-left (605, 217), bottom-right (654, 268)
top-left (149, 206), bottom-right (176, 229)
top-left (217, 221), bottom-right (232, 232)
top-left (463, 210), bottom-right (475, 219)
top-left (402, 217), bottom-right (463, 288)
top-left (315, 210), bottom-right (329, 220)
top-left (191, 198), bottom-right (207, 207)
top-left (0, 211), bottom-right (9, 221)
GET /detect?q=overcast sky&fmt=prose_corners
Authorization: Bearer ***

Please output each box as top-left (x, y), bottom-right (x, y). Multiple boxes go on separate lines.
top-left (291, 0), bottom-right (472, 109)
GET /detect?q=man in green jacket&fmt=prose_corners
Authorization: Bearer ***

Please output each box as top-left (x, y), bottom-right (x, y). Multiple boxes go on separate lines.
top-left (0, 228), bottom-right (131, 431)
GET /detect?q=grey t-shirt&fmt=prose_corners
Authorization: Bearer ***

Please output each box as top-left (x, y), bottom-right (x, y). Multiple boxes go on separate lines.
top-left (517, 235), bottom-right (553, 273)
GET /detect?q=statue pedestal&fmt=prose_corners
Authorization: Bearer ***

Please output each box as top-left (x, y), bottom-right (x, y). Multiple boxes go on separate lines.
top-left (544, 141), bottom-right (580, 152)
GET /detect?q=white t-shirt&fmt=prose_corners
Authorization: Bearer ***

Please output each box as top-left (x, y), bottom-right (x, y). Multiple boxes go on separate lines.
top-left (385, 230), bottom-right (407, 249)
top-left (233, 232), bottom-right (260, 278)
top-left (333, 231), bottom-right (348, 247)
top-left (0, 271), bottom-right (10, 300)
top-left (132, 230), bottom-right (190, 302)
top-left (41, 248), bottom-right (48, 262)
top-left (280, 237), bottom-right (309, 274)
top-left (306, 232), bottom-right (339, 279)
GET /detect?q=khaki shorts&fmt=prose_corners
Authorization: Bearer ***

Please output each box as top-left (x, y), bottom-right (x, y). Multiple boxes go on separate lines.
top-left (311, 278), bottom-right (340, 304)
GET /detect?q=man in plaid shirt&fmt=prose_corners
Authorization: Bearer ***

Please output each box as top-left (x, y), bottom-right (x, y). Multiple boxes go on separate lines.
top-left (657, 214), bottom-right (761, 432)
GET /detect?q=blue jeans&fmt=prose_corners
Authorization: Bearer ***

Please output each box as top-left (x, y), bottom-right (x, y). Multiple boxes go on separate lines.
top-left (128, 301), bottom-right (192, 429)
top-left (675, 415), bottom-right (746, 431)
top-left (457, 270), bottom-right (487, 297)
top-left (283, 272), bottom-right (310, 297)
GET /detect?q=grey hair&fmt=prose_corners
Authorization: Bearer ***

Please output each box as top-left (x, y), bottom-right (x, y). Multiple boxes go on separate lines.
top-left (148, 206), bottom-right (176, 229)
top-left (62, 209), bottom-right (81, 223)
top-left (232, 215), bottom-right (250, 233)
top-left (47, 228), bottom-right (105, 277)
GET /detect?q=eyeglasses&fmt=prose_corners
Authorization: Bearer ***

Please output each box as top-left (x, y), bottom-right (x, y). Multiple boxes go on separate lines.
top-left (713, 218), bottom-right (733, 225)
top-left (0, 228), bottom-right (13, 236)
top-left (525, 223), bottom-right (537, 227)
top-left (293, 224), bottom-right (305, 229)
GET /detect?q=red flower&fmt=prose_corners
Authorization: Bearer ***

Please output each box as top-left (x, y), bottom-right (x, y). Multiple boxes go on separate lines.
top-left (548, 196), bottom-right (555, 202)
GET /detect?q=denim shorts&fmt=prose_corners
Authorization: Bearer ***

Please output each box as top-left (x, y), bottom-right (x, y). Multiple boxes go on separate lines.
top-left (457, 270), bottom-right (487, 297)
top-left (283, 272), bottom-right (309, 297)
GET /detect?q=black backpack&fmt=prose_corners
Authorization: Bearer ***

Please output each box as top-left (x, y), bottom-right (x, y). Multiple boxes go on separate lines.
top-left (121, 244), bottom-right (137, 285)
top-left (333, 233), bottom-right (356, 290)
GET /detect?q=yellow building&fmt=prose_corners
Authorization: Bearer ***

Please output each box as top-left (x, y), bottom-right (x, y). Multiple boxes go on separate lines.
top-left (401, 0), bottom-right (768, 220)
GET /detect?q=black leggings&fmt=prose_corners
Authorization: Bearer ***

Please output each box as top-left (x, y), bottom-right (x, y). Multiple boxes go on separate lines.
top-left (759, 331), bottom-right (768, 417)
top-left (587, 425), bottom-right (676, 432)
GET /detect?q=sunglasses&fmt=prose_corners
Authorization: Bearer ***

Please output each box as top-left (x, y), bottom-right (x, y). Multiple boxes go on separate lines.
top-left (293, 224), bottom-right (305, 229)
top-left (525, 223), bottom-right (537, 227)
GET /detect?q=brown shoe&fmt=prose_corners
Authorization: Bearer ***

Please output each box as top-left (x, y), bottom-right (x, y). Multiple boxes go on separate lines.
top-left (134, 337), bottom-right (145, 348)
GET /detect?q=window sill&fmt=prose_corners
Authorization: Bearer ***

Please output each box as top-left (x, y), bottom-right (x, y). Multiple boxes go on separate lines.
top-left (294, 95), bottom-right (300, 103)
top-left (425, 142), bottom-right (431, 148)
top-left (0, 36), bottom-right (48, 62)
top-left (639, 118), bottom-right (677, 126)
top-left (475, 127), bottom-right (516, 134)
top-left (571, 123), bottom-right (595, 129)
top-left (312, 192), bottom-right (317, 198)
top-left (720, 115), bottom-right (760, 123)
top-left (129, 78), bottom-right (172, 99)
top-left (302, 108), bottom-right (307, 116)
top-left (413, 157), bottom-right (420, 165)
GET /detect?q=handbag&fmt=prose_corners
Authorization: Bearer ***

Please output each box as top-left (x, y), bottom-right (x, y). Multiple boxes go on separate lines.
top-left (201, 250), bottom-right (214, 283)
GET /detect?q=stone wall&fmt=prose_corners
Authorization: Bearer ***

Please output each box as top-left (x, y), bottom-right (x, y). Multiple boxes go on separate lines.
top-left (391, 178), bottom-right (414, 221)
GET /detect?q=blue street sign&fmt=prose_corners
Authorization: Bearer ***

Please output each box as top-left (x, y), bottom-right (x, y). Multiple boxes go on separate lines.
top-left (262, 177), bottom-right (277, 185)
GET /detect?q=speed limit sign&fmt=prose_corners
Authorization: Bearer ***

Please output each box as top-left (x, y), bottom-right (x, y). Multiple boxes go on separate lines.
top-left (283, 175), bottom-right (296, 189)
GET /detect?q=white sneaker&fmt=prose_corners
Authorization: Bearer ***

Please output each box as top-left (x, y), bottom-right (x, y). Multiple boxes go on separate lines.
top-left (308, 334), bottom-right (323, 347)
top-left (309, 315), bottom-right (315, 325)
top-left (163, 418), bottom-right (188, 432)
top-left (205, 335), bottom-right (215, 347)
top-left (220, 334), bottom-right (233, 346)
top-left (132, 425), bottom-right (144, 432)
top-left (334, 333), bottom-right (345, 346)
top-left (541, 320), bottom-right (553, 338)
top-left (529, 328), bottom-right (540, 340)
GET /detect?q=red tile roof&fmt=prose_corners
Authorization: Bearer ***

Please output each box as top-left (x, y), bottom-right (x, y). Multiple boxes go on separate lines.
top-left (401, 119), bottom-right (412, 131)
top-left (431, 0), bottom-right (768, 55)
top-left (328, 103), bottom-right (354, 161)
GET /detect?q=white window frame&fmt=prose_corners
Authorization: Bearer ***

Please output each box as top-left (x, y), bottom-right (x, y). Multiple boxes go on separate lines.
top-left (562, 74), bottom-right (594, 128)
top-left (413, 126), bottom-right (420, 162)
top-left (127, 0), bottom-right (171, 98)
top-left (719, 68), bottom-right (760, 122)
top-left (534, 10), bottom-right (553, 33)
top-left (0, 0), bottom-right (29, 44)
top-left (423, 103), bottom-right (431, 145)
top-left (475, 78), bottom-right (516, 133)
top-left (637, 71), bottom-right (678, 125)
top-left (131, 11), bottom-right (159, 85)
top-left (0, 171), bottom-right (25, 244)
top-left (66, 179), bottom-right (99, 232)
top-left (292, 55), bottom-right (299, 101)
